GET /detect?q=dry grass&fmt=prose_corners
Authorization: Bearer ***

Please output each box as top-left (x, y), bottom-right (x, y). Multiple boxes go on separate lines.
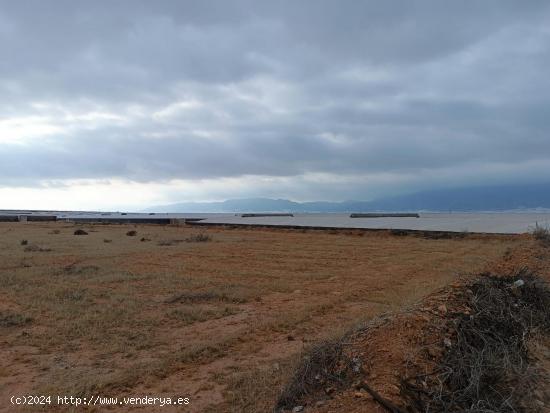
top-left (23, 243), bottom-right (51, 252)
top-left (0, 222), bottom-right (522, 412)
top-left (185, 233), bottom-right (212, 242)
top-left (533, 223), bottom-right (550, 246)
top-left (165, 286), bottom-right (260, 305)
top-left (166, 306), bottom-right (239, 325)
top-left (0, 311), bottom-right (32, 327)
top-left (223, 358), bottom-right (300, 413)
top-left (157, 238), bottom-right (185, 246)
top-left (158, 233), bottom-right (212, 245)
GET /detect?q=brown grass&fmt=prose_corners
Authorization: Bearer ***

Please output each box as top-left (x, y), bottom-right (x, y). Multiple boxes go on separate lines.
top-left (0, 222), bottom-right (524, 412)
top-left (533, 223), bottom-right (550, 246)
top-left (0, 311), bottom-right (32, 327)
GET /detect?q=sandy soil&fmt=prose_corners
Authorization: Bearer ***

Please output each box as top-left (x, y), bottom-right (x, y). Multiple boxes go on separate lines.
top-left (0, 222), bottom-right (525, 412)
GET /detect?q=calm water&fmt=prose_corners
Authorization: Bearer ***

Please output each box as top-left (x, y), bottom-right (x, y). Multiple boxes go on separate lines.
top-left (3, 210), bottom-right (549, 234)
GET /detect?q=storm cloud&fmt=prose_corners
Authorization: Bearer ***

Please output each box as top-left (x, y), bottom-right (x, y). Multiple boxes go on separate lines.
top-left (1, 1), bottom-right (550, 207)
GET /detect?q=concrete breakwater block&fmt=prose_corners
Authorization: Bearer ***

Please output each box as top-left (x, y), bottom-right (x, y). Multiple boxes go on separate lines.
top-left (240, 213), bottom-right (294, 217)
top-left (350, 213), bottom-right (420, 218)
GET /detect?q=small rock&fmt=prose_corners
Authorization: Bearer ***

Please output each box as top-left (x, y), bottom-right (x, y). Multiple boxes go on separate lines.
top-left (512, 279), bottom-right (525, 288)
top-left (443, 337), bottom-right (452, 348)
top-left (287, 335), bottom-right (295, 341)
top-left (325, 386), bottom-right (335, 395)
top-left (315, 400), bottom-right (325, 407)
top-left (351, 357), bottom-right (362, 373)
top-left (437, 304), bottom-right (447, 314)
top-left (292, 406), bottom-right (304, 412)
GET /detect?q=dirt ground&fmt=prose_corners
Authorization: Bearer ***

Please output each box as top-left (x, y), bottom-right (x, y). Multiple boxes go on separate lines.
top-left (288, 240), bottom-right (550, 413)
top-left (0, 222), bottom-right (526, 412)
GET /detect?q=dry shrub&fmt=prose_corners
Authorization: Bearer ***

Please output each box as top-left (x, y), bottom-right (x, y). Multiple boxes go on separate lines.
top-left (20, 239), bottom-right (28, 245)
top-left (165, 289), bottom-right (250, 304)
top-left (422, 230), bottom-right (467, 240)
top-left (158, 234), bottom-right (212, 245)
top-left (402, 272), bottom-right (550, 413)
top-left (276, 337), bottom-right (359, 410)
top-left (56, 289), bottom-right (86, 302)
top-left (126, 230), bottom-right (137, 236)
top-left (0, 311), bottom-right (32, 327)
top-left (157, 232), bottom-right (212, 246)
top-left (157, 239), bottom-right (184, 246)
top-left (167, 306), bottom-right (238, 325)
top-left (74, 229), bottom-right (88, 235)
top-left (532, 223), bottom-right (550, 246)
top-left (24, 244), bottom-right (51, 252)
top-left (64, 264), bottom-right (99, 275)
top-left (185, 233), bottom-right (212, 243)
top-left (390, 229), bottom-right (409, 236)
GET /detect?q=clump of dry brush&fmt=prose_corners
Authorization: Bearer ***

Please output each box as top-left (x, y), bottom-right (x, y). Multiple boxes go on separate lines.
top-left (532, 223), bottom-right (550, 246)
top-left (276, 337), bottom-right (357, 410)
top-left (402, 271), bottom-right (550, 413)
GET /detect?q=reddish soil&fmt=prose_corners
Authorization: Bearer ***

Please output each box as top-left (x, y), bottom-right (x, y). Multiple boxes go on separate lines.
top-left (0, 222), bottom-right (532, 412)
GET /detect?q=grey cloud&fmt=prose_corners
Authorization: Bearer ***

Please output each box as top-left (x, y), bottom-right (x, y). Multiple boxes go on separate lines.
top-left (1, 1), bottom-right (550, 199)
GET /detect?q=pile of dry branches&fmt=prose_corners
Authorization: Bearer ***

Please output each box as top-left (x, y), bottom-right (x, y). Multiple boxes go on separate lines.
top-left (276, 336), bottom-right (357, 410)
top-left (402, 271), bottom-right (550, 413)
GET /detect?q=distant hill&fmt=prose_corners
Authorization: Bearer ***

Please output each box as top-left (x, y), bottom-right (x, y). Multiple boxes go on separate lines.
top-left (366, 183), bottom-right (550, 212)
top-left (144, 183), bottom-right (550, 213)
top-left (143, 198), bottom-right (352, 213)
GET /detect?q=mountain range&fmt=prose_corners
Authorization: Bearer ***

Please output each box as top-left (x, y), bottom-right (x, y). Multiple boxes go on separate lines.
top-left (144, 183), bottom-right (550, 213)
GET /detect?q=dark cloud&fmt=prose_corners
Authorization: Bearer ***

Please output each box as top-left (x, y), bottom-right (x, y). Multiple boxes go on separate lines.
top-left (1, 0), bottom-right (550, 201)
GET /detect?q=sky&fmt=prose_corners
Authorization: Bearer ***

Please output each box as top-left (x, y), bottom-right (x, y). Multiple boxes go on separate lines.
top-left (1, 1), bottom-right (550, 210)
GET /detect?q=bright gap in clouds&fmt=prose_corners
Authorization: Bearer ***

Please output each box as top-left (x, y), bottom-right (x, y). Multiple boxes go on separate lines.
top-left (2, 156), bottom-right (550, 211)
top-left (0, 116), bottom-right (63, 144)
top-left (0, 181), bottom-right (162, 211)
